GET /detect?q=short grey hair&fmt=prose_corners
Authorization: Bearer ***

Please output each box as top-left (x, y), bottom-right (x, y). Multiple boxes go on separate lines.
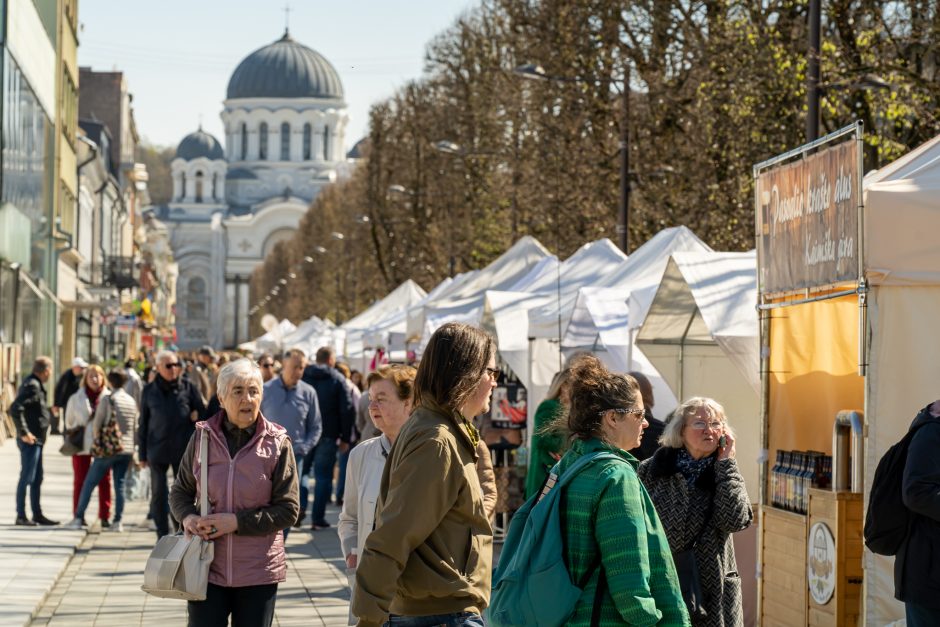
top-left (154, 350), bottom-right (177, 365)
top-left (659, 396), bottom-right (735, 449)
top-left (216, 358), bottom-right (264, 400)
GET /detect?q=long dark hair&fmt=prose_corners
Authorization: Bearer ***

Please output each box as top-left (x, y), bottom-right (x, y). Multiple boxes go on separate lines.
top-left (414, 323), bottom-right (495, 414)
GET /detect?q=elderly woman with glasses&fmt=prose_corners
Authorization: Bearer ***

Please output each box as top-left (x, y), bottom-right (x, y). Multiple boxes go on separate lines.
top-left (170, 358), bottom-right (299, 627)
top-left (638, 397), bottom-right (752, 627)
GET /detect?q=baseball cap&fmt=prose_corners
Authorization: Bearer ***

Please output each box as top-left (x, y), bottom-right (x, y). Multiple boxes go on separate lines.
top-left (72, 357), bottom-right (88, 368)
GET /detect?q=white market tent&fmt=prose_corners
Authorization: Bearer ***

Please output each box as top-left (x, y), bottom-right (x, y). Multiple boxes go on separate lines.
top-left (483, 239), bottom-right (628, 416)
top-left (636, 250), bottom-right (760, 627)
top-left (861, 133), bottom-right (940, 625)
top-left (342, 280), bottom-right (427, 366)
top-left (281, 315), bottom-right (336, 356)
top-left (238, 318), bottom-right (297, 354)
top-left (635, 251), bottom-right (760, 491)
top-left (407, 236), bottom-right (551, 349)
top-left (562, 226), bottom-right (713, 418)
top-left (360, 278), bottom-right (455, 361)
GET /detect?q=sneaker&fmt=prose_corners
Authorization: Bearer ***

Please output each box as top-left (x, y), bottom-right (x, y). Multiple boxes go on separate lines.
top-left (14, 517), bottom-right (37, 527)
top-left (109, 521), bottom-right (124, 533)
top-left (63, 518), bottom-right (85, 530)
top-left (311, 520), bottom-right (331, 530)
top-left (100, 519), bottom-right (111, 529)
top-left (33, 514), bottom-right (59, 526)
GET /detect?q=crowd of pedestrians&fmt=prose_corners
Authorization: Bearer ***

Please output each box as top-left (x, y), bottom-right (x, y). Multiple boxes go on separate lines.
top-left (10, 322), bottom-right (940, 627)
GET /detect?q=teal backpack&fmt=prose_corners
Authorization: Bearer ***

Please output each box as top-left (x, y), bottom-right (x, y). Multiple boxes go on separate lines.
top-left (486, 450), bottom-right (625, 627)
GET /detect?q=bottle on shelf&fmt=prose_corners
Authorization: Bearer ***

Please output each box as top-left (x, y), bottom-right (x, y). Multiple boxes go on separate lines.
top-left (770, 451), bottom-right (784, 508)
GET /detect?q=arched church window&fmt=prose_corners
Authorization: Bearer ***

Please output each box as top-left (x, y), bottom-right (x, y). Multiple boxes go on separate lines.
top-left (187, 276), bottom-right (207, 320)
top-left (212, 173), bottom-right (218, 200)
top-left (259, 123), bottom-right (268, 160)
top-left (240, 123), bottom-right (248, 160)
top-left (280, 122), bottom-right (290, 161)
top-left (323, 126), bottom-right (331, 161)
top-left (303, 124), bottom-right (312, 160)
top-left (180, 172), bottom-right (186, 200)
top-left (195, 171), bottom-right (204, 203)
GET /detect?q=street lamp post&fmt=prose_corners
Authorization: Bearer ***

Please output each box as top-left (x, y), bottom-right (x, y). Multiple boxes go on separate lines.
top-left (514, 63), bottom-right (631, 253)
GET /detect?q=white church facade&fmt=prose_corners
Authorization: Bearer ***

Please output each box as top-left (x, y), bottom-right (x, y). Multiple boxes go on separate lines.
top-left (151, 30), bottom-right (350, 349)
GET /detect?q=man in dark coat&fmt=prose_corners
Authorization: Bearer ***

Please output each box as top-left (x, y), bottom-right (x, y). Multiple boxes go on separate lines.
top-left (52, 356), bottom-right (86, 434)
top-left (629, 371), bottom-right (665, 461)
top-left (9, 356), bottom-right (58, 526)
top-left (896, 401), bottom-right (940, 625)
top-left (138, 350), bottom-right (206, 538)
top-left (301, 346), bottom-right (355, 529)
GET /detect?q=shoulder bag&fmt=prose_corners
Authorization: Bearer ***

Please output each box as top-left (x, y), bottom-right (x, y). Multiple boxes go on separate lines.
top-left (672, 495), bottom-right (715, 625)
top-left (141, 430), bottom-right (214, 601)
top-left (90, 397), bottom-right (123, 458)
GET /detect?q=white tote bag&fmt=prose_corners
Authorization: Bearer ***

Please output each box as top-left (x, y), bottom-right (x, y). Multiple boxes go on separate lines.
top-left (141, 430), bottom-right (214, 601)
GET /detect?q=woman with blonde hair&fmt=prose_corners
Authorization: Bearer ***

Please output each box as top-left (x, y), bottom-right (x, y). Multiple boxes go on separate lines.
top-left (63, 364), bottom-right (112, 527)
top-left (638, 397), bottom-right (752, 626)
top-left (525, 367), bottom-right (574, 499)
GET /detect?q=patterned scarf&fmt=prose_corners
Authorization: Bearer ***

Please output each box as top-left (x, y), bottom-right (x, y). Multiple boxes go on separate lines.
top-left (676, 447), bottom-right (714, 487)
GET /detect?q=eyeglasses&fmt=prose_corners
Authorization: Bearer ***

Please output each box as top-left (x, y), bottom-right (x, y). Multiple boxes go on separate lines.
top-left (485, 367), bottom-right (500, 379)
top-left (689, 420), bottom-right (724, 431)
top-left (260, 362), bottom-right (274, 369)
top-left (599, 408), bottom-right (645, 417)
top-left (163, 362), bottom-right (182, 369)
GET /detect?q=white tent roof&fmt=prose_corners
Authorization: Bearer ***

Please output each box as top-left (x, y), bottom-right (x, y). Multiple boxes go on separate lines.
top-left (865, 133), bottom-right (940, 286)
top-left (483, 239), bottom-right (628, 385)
top-left (636, 251), bottom-right (759, 391)
top-left (343, 280), bottom-right (427, 359)
top-left (409, 236), bottom-right (551, 347)
top-left (563, 226), bottom-right (712, 351)
top-left (356, 278), bottom-right (456, 356)
top-left (238, 318), bottom-right (297, 354)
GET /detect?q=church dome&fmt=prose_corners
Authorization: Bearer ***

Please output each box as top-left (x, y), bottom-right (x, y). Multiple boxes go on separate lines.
top-left (176, 128), bottom-right (224, 161)
top-left (226, 31), bottom-right (344, 100)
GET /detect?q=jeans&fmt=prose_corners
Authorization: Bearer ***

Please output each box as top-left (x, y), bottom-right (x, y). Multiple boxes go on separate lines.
top-left (72, 454), bottom-right (111, 520)
top-left (385, 612), bottom-right (485, 627)
top-left (75, 454), bottom-right (132, 522)
top-left (15, 439), bottom-right (43, 519)
top-left (149, 461), bottom-right (179, 538)
top-left (187, 582), bottom-right (277, 627)
top-left (906, 601), bottom-right (940, 627)
top-left (298, 446), bottom-right (314, 519)
top-left (311, 437), bottom-right (339, 524)
top-left (336, 445), bottom-right (350, 502)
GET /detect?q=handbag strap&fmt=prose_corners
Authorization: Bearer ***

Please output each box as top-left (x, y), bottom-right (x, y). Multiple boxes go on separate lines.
top-left (199, 429), bottom-right (208, 517)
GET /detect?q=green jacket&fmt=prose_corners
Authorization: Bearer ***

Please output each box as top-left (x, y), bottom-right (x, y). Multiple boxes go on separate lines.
top-left (559, 438), bottom-right (690, 626)
top-left (526, 398), bottom-right (566, 499)
top-left (352, 402), bottom-right (492, 626)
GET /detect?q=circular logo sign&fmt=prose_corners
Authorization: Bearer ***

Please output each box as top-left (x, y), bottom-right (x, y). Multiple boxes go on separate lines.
top-left (807, 522), bottom-right (836, 605)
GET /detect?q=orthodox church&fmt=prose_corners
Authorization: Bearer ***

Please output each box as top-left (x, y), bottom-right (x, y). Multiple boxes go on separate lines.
top-left (151, 30), bottom-right (350, 349)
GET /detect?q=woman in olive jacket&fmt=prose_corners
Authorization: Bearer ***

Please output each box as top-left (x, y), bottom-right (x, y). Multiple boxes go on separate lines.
top-left (638, 397), bottom-right (753, 627)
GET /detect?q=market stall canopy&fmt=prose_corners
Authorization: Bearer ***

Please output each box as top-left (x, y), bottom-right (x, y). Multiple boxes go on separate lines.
top-left (865, 132), bottom-right (940, 286)
top-left (408, 236), bottom-right (551, 348)
top-left (359, 278), bottom-right (455, 357)
top-left (636, 251), bottom-right (759, 392)
top-left (238, 318), bottom-right (296, 354)
top-left (483, 238), bottom-right (627, 389)
top-left (281, 315), bottom-right (336, 356)
top-left (343, 279), bottom-right (427, 359)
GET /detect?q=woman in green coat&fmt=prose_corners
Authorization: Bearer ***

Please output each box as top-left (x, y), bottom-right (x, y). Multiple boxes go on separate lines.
top-left (554, 356), bottom-right (689, 626)
top-left (525, 368), bottom-right (571, 499)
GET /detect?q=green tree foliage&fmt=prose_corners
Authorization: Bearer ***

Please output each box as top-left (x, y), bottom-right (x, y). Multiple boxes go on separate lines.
top-left (251, 0), bottom-right (939, 330)
top-left (137, 143), bottom-right (174, 206)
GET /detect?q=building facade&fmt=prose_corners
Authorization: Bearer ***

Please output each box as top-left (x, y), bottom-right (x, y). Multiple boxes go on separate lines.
top-left (153, 30), bottom-right (349, 349)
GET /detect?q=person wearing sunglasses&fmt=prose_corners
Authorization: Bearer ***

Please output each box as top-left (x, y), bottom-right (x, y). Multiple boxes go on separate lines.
top-left (138, 349), bottom-right (207, 539)
top-left (257, 354), bottom-right (276, 383)
top-left (638, 397), bottom-right (753, 626)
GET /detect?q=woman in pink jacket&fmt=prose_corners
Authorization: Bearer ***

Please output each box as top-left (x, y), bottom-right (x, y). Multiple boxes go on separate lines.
top-left (170, 358), bottom-right (299, 627)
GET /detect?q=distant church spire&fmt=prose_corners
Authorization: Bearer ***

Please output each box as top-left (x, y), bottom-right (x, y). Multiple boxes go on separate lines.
top-left (283, 3), bottom-right (292, 37)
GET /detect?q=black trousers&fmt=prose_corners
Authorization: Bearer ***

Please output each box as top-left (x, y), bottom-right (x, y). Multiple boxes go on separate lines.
top-left (149, 461), bottom-right (179, 538)
top-left (188, 582), bottom-right (278, 627)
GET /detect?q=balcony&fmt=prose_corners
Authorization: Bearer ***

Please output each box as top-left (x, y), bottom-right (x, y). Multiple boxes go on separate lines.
top-left (92, 255), bottom-right (138, 290)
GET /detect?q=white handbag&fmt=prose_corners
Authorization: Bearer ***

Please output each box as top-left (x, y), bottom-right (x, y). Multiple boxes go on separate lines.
top-left (141, 430), bottom-right (215, 601)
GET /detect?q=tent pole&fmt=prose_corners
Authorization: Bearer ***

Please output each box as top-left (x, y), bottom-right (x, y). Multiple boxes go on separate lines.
top-left (677, 309), bottom-right (697, 402)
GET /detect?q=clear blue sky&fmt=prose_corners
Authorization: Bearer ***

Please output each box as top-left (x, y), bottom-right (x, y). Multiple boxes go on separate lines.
top-left (77, 0), bottom-right (474, 150)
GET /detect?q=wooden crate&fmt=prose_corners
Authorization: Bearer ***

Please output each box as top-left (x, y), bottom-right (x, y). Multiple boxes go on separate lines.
top-left (760, 505), bottom-right (808, 627)
top-left (807, 489), bottom-right (863, 627)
